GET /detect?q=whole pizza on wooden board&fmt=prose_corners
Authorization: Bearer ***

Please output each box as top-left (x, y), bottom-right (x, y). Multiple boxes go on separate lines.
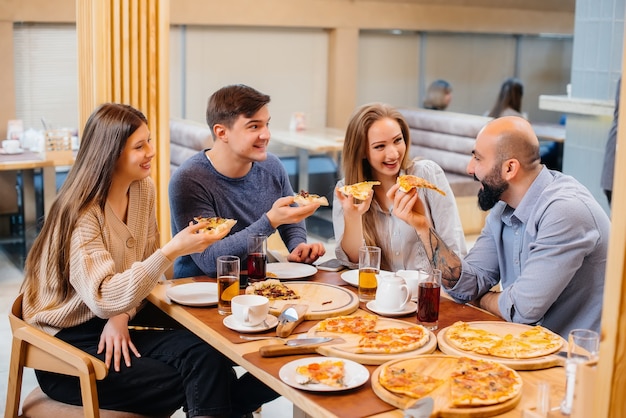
top-left (246, 280), bottom-right (359, 320)
top-left (307, 314), bottom-right (437, 365)
top-left (437, 321), bottom-right (566, 370)
top-left (371, 355), bottom-right (522, 417)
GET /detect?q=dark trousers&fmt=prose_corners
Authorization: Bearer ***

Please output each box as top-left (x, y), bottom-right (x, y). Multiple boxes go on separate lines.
top-left (36, 316), bottom-right (278, 417)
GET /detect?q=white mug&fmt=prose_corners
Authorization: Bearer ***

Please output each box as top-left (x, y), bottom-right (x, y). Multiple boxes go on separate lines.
top-left (396, 269), bottom-right (426, 301)
top-left (231, 294), bottom-right (269, 327)
top-left (375, 273), bottom-right (410, 311)
top-left (2, 139), bottom-right (21, 154)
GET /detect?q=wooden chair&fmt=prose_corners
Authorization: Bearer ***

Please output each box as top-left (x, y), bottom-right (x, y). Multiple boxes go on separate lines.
top-left (5, 294), bottom-right (165, 418)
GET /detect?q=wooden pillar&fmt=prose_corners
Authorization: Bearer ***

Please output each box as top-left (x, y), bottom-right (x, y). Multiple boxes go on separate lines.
top-left (76, 0), bottom-right (171, 243)
top-left (326, 27), bottom-right (359, 129)
top-left (594, 36), bottom-right (626, 418)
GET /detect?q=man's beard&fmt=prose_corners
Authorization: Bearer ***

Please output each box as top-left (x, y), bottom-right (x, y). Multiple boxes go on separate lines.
top-left (475, 168), bottom-right (508, 211)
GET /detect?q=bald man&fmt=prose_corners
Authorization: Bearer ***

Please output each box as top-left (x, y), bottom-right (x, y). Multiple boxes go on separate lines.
top-left (388, 116), bottom-right (609, 337)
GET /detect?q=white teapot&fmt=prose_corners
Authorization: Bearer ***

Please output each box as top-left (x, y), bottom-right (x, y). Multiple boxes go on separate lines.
top-left (375, 273), bottom-right (410, 312)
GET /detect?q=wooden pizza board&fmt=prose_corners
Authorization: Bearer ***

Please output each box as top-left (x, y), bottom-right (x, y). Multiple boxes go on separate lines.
top-left (437, 321), bottom-right (566, 370)
top-left (267, 282), bottom-right (359, 320)
top-left (308, 317), bottom-right (437, 365)
top-left (371, 355), bottom-right (522, 417)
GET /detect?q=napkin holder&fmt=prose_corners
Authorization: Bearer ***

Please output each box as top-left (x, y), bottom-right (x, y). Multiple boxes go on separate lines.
top-left (44, 129), bottom-right (73, 163)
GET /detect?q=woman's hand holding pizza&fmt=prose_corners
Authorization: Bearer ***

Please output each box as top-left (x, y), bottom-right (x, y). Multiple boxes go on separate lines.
top-left (334, 187), bottom-right (373, 218)
top-left (386, 183), bottom-right (429, 229)
top-left (266, 196), bottom-right (320, 229)
top-left (161, 221), bottom-right (228, 260)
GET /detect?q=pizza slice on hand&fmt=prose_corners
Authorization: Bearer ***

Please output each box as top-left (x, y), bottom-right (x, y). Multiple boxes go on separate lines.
top-left (337, 181), bottom-right (381, 201)
top-left (397, 175), bottom-right (446, 196)
top-left (193, 216), bottom-right (237, 235)
top-left (294, 190), bottom-right (330, 206)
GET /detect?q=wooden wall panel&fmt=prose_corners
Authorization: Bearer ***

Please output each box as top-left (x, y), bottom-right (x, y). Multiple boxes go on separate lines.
top-left (77, 0), bottom-right (171, 243)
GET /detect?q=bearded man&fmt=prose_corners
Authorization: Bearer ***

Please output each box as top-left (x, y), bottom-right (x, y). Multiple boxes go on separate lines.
top-left (388, 116), bottom-right (609, 337)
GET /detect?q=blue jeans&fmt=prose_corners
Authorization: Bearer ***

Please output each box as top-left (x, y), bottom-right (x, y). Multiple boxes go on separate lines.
top-left (36, 315), bottom-right (278, 417)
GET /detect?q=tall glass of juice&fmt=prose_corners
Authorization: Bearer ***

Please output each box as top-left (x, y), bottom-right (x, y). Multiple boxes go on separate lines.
top-left (417, 269), bottom-right (441, 330)
top-left (217, 255), bottom-right (240, 315)
top-left (358, 246), bottom-right (381, 302)
top-left (247, 234), bottom-right (267, 284)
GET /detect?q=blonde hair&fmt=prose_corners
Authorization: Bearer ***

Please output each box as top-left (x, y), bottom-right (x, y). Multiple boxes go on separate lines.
top-left (342, 103), bottom-right (412, 269)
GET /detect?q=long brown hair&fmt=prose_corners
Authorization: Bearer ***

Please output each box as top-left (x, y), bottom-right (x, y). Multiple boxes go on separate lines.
top-left (342, 103), bottom-right (412, 269)
top-left (488, 77), bottom-right (524, 118)
top-left (21, 103), bottom-right (148, 306)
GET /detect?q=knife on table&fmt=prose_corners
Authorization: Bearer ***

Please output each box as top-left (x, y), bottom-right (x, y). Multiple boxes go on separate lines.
top-left (259, 337), bottom-right (334, 357)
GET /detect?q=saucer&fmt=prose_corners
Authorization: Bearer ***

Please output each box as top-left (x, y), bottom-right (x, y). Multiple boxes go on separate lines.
top-left (223, 314), bottom-right (278, 333)
top-left (366, 300), bottom-right (417, 317)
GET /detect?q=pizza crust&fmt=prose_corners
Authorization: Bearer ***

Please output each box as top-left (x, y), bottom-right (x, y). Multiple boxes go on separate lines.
top-left (294, 190), bottom-right (330, 206)
top-left (337, 181), bottom-right (381, 201)
top-left (193, 217), bottom-right (237, 235)
top-left (396, 174), bottom-right (446, 196)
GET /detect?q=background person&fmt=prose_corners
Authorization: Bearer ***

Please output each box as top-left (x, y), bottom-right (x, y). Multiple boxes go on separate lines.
top-left (486, 77), bottom-right (527, 118)
top-left (423, 79), bottom-right (452, 110)
top-left (601, 76), bottom-right (620, 205)
top-left (20, 103), bottom-right (277, 417)
top-left (400, 116), bottom-right (609, 337)
top-left (169, 84), bottom-right (325, 278)
top-left (332, 103), bottom-right (466, 272)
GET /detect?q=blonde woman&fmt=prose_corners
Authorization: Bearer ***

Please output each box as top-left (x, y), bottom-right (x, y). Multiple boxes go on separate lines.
top-left (333, 103), bottom-right (466, 272)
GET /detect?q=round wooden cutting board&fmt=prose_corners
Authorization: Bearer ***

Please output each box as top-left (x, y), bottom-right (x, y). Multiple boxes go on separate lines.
top-left (308, 317), bottom-right (437, 365)
top-left (371, 355), bottom-right (522, 417)
top-left (437, 321), bottom-right (566, 370)
top-left (267, 282), bottom-right (359, 320)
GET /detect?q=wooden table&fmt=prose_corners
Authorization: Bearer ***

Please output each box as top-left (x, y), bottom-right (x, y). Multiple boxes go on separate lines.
top-left (270, 128), bottom-right (345, 192)
top-left (0, 150), bottom-right (74, 254)
top-left (148, 270), bottom-right (567, 418)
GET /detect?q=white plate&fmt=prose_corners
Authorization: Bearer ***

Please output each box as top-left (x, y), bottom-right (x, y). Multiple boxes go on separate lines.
top-left (279, 357), bottom-right (369, 392)
top-left (166, 282), bottom-right (218, 307)
top-left (366, 300), bottom-right (417, 317)
top-left (339, 269), bottom-right (393, 287)
top-left (267, 262), bottom-right (317, 279)
top-left (223, 314), bottom-right (278, 333)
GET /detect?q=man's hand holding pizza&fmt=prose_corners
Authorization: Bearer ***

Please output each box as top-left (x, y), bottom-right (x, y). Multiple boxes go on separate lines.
top-left (266, 196), bottom-right (320, 229)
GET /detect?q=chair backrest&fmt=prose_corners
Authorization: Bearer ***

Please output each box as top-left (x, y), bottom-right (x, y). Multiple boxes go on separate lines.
top-left (6, 294), bottom-right (108, 418)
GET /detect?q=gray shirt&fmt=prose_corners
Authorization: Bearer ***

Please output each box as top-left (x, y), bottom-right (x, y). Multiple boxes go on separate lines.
top-left (448, 167), bottom-right (609, 337)
top-left (169, 151), bottom-right (307, 278)
top-left (333, 159), bottom-right (467, 271)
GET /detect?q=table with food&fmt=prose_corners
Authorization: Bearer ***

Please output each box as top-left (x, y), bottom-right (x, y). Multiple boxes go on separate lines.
top-left (148, 264), bottom-right (568, 418)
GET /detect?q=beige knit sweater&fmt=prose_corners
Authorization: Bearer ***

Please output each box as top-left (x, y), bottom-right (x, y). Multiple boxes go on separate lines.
top-left (23, 177), bottom-right (172, 335)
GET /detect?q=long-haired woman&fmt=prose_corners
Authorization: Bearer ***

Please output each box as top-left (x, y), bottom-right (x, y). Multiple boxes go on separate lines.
top-left (333, 103), bottom-right (466, 272)
top-left (21, 103), bottom-right (276, 417)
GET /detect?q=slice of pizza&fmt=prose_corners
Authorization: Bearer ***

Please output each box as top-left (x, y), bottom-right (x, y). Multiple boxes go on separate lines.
top-left (449, 357), bottom-right (522, 406)
top-left (379, 365), bottom-right (445, 398)
top-left (397, 175), bottom-right (446, 196)
top-left (316, 314), bottom-right (378, 334)
top-left (296, 359), bottom-right (346, 388)
top-left (356, 325), bottom-right (430, 354)
top-left (193, 216), bottom-right (237, 235)
top-left (245, 279), bottom-right (300, 300)
top-left (337, 181), bottom-right (381, 201)
top-left (445, 321), bottom-right (502, 355)
top-left (293, 190), bottom-right (330, 206)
